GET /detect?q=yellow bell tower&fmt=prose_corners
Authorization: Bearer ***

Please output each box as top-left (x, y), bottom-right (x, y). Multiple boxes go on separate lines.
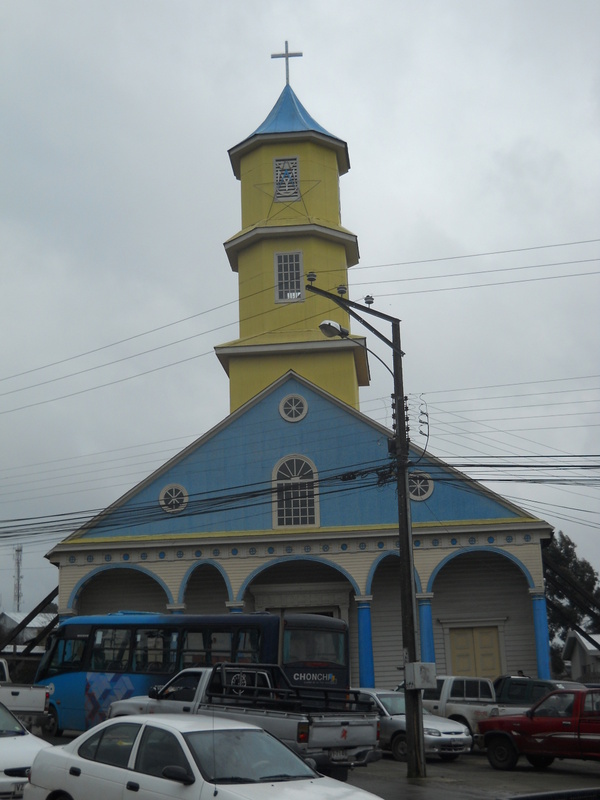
top-left (216, 48), bottom-right (369, 412)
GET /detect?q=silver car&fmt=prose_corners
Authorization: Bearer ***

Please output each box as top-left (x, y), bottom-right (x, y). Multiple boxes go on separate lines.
top-left (355, 688), bottom-right (472, 761)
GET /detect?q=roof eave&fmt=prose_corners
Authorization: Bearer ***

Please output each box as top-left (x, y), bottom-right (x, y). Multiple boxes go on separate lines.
top-left (228, 130), bottom-right (350, 179)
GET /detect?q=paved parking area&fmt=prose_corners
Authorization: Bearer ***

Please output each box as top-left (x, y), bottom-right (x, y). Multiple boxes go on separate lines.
top-left (348, 751), bottom-right (600, 800)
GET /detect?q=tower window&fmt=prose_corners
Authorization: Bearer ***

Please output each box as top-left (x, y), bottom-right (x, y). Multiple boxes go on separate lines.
top-left (273, 456), bottom-right (318, 527)
top-left (275, 252), bottom-right (303, 302)
top-left (274, 157), bottom-right (299, 201)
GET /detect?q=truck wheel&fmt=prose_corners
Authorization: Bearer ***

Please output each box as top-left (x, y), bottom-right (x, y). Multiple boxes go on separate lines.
top-left (45, 707), bottom-right (63, 738)
top-left (486, 736), bottom-right (518, 771)
top-left (391, 733), bottom-right (408, 761)
top-left (526, 754), bottom-right (554, 769)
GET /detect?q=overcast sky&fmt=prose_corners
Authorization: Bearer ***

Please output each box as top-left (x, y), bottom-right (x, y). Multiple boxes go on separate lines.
top-left (1, 0), bottom-right (599, 613)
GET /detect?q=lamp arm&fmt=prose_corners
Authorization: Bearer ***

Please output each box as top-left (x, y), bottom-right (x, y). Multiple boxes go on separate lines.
top-left (305, 284), bottom-right (399, 354)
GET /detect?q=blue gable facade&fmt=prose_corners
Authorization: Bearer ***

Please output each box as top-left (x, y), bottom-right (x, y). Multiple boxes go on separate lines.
top-left (80, 373), bottom-right (523, 541)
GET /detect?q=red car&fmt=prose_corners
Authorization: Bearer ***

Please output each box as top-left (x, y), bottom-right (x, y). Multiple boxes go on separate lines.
top-left (479, 688), bottom-right (600, 770)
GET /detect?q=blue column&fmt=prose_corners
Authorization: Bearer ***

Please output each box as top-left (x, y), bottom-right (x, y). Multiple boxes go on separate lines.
top-left (356, 597), bottom-right (375, 688)
top-left (531, 591), bottom-right (551, 678)
top-left (417, 594), bottom-right (435, 663)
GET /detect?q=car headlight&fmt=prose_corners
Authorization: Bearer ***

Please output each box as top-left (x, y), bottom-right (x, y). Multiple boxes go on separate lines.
top-left (423, 728), bottom-right (441, 736)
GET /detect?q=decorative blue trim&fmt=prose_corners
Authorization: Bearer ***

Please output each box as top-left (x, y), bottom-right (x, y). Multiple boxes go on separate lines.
top-left (68, 564), bottom-right (174, 609)
top-left (532, 593), bottom-right (551, 679)
top-left (356, 600), bottom-right (375, 688)
top-left (237, 555), bottom-right (360, 600)
top-left (426, 546), bottom-right (535, 592)
top-left (365, 551), bottom-right (423, 595)
top-left (418, 597), bottom-right (435, 662)
top-left (178, 560), bottom-right (234, 604)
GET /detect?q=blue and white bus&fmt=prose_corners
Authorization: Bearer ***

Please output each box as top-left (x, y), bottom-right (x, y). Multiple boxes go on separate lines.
top-left (35, 611), bottom-right (349, 734)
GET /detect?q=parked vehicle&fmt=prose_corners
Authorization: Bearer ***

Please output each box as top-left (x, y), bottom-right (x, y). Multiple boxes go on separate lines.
top-left (0, 658), bottom-right (49, 730)
top-left (420, 675), bottom-right (499, 741)
top-left (354, 688), bottom-right (471, 762)
top-left (108, 662), bottom-right (381, 781)
top-left (479, 688), bottom-right (600, 770)
top-left (0, 701), bottom-right (51, 800)
top-left (24, 714), bottom-right (384, 800)
top-left (36, 611), bottom-right (350, 734)
top-left (493, 674), bottom-right (585, 714)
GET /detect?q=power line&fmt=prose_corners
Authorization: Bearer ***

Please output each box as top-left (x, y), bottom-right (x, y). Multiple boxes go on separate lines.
top-left (352, 238), bottom-right (600, 271)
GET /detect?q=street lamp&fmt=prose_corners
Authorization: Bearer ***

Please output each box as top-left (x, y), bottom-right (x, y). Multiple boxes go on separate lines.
top-left (307, 282), bottom-right (426, 779)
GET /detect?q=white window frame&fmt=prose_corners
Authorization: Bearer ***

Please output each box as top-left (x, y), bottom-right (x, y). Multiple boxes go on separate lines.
top-left (274, 251), bottom-right (304, 303)
top-left (274, 156), bottom-right (300, 202)
top-left (272, 454), bottom-right (319, 528)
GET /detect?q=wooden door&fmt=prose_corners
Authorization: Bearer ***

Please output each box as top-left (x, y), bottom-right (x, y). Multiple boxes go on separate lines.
top-left (450, 627), bottom-right (500, 678)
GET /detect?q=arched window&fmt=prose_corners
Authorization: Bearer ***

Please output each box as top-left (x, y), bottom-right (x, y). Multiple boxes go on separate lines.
top-left (273, 456), bottom-right (319, 527)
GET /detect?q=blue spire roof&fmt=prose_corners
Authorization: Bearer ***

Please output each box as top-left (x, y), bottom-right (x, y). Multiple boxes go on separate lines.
top-left (228, 84), bottom-right (350, 177)
top-left (251, 84), bottom-right (334, 137)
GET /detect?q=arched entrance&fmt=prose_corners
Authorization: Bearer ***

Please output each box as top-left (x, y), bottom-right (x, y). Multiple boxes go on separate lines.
top-left (74, 567), bottom-right (170, 614)
top-left (182, 563), bottom-right (231, 613)
top-left (430, 551), bottom-right (536, 678)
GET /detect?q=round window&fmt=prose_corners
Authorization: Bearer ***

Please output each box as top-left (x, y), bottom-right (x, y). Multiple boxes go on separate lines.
top-left (408, 472), bottom-right (434, 501)
top-left (159, 484), bottom-right (189, 513)
top-left (279, 394), bottom-right (308, 422)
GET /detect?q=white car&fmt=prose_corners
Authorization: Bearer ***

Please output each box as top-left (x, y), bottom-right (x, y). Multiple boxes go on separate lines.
top-left (354, 688), bottom-right (472, 761)
top-left (0, 701), bottom-right (51, 800)
top-left (25, 713), bottom-right (383, 800)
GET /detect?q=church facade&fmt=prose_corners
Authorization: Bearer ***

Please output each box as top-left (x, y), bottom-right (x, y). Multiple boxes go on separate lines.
top-left (47, 72), bottom-right (553, 688)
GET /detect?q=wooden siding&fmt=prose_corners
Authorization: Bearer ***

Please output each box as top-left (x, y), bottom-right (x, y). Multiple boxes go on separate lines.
top-left (184, 566), bottom-right (231, 613)
top-left (371, 556), bottom-right (404, 688)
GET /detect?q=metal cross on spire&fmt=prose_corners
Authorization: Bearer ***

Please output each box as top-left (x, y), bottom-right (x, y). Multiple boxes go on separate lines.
top-left (271, 41), bottom-right (302, 85)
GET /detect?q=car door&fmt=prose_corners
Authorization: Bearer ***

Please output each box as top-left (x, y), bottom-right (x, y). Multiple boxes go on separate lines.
top-left (515, 692), bottom-right (580, 757)
top-left (578, 691), bottom-right (600, 757)
top-left (153, 673), bottom-right (200, 714)
top-left (61, 721), bottom-right (142, 800)
top-left (124, 724), bottom-right (196, 800)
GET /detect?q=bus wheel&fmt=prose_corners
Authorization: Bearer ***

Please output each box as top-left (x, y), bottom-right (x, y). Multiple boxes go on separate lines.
top-left (45, 707), bottom-right (63, 738)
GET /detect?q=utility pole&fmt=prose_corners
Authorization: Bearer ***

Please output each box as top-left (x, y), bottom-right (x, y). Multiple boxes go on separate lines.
top-left (306, 281), bottom-right (426, 778)
top-left (14, 545), bottom-right (23, 612)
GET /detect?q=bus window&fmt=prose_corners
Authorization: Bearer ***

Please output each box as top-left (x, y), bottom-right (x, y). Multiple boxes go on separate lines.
top-left (283, 629), bottom-right (344, 665)
top-left (45, 636), bottom-right (87, 675)
top-left (235, 628), bottom-right (261, 663)
top-left (181, 629), bottom-right (231, 666)
top-left (93, 628), bottom-right (131, 672)
top-left (132, 629), bottom-right (178, 674)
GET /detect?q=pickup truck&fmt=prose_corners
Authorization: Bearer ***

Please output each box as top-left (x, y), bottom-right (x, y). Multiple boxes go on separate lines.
top-left (479, 687), bottom-right (600, 770)
top-left (108, 663), bottom-right (381, 781)
top-left (420, 675), bottom-right (499, 742)
top-left (493, 674), bottom-right (585, 713)
top-left (0, 656), bottom-right (49, 730)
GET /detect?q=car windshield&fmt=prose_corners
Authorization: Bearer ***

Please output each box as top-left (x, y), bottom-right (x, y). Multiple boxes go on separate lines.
top-left (0, 703), bottom-right (27, 736)
top-left (184, 728), bottom-right (317, 784)
top-left (377, 692), bottom-right (406, 716)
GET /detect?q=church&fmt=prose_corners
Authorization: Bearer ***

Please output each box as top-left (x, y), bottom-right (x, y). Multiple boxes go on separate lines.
top-left (46, 48), bottom-right (553, 688)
